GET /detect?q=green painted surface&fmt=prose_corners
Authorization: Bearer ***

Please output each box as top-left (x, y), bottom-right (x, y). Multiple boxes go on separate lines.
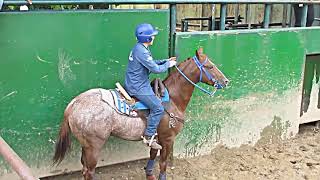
top-left (174, 27), bottom-right (320, 155)
top-left (0, 10), bottom-right (169, 175)
top-left (1, 8), bottom-right (320, 176)
top-left (175, 28), bottom-right (320, 99)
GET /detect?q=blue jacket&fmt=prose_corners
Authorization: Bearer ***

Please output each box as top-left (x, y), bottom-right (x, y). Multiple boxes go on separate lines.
top-left (125, 43), bottom-right (170, 95)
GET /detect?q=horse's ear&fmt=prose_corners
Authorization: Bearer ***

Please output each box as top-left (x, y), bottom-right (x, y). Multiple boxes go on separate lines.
top-left (196, 47), bottom-right (204, 59)
top-left (198, 47), bottom-right (203, 54)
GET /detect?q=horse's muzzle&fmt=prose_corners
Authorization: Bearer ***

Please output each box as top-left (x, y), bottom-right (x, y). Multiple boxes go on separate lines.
top-left (219, 78), bottom-right (229, 88)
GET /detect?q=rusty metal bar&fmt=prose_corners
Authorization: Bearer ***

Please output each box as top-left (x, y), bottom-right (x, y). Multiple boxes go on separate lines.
top-left (0, 136), bottom-right (38, 180)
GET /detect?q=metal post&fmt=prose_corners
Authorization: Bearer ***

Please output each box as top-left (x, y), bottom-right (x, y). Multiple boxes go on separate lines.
top-left (211, 4), bottom-right (216, 31)
top-left (234, 4), bottom-right (240, 24)
top-left (245, 4), bottom-right (251, 29)
top-left (289, 4), bottom-right (294, 27)
top-left (184, 21), bottom-right (189, 32)
top-left (169, 4), bottom-right (176, 57)
top-left (181, 20), bottom-right (189, 32)
top-left (181, 20), bottom-right (185, 32)
top-left (220, 3), bottom-right (227, 30)
top-left (0, 0), bottom-right (3, 10)
top-left (200, 4), bottom-right (205, 31)
top-left (282, 4), bottom-right (288, 27)
top-left (301, 4), bottom-right (308, 27)
top-left (0, 136), bottom-right (38, 180)
top-left (169, 4), bottom-right (176, 164)
top-left (263, 4), bottom-right (271, 28)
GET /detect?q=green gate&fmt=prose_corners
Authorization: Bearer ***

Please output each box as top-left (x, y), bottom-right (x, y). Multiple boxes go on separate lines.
top-left (174, 27), bottom-right (320, 156)
top-left (1, 0), bottom-right (320, 179)
top-left (0, 9), bottom-right (170, 178)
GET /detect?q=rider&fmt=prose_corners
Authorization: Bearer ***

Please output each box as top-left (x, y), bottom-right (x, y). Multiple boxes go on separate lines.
top-left (124, 23), bottom-right (176, 149)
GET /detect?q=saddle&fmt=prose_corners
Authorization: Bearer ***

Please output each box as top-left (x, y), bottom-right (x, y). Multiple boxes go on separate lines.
top-left (110, 78), bottom-right (169, 117)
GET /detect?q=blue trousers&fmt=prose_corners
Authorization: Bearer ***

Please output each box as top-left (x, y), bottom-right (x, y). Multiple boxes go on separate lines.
top-left (134, 94), bottom-right (164, 137)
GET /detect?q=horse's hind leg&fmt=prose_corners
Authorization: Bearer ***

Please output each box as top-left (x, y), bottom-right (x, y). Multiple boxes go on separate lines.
top-left (145, 149), bottom-right (159, 180)
top-left (81, 149), bottom-right (87, 176)
top-left (81, 137), bottom-right (106, 180)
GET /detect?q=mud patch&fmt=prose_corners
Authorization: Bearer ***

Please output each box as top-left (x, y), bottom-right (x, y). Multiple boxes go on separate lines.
top-left (58, 49), bottom-right (76, 87)
top-left (42, 123), bottom-right (320, 180)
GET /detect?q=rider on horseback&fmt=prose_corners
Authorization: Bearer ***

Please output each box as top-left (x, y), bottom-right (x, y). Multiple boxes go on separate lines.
top-left (124, 23), bottom-right (176, 150)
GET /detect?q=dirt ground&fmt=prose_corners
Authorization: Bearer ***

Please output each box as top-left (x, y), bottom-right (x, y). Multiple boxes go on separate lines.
top-left (43, 123), bottom-right (320, 180)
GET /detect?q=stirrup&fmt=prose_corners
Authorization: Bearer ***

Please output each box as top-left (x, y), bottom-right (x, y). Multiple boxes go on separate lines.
top-left (141, 133), bottom-right (162, 149)
top-left (143, 133), bottom-right (157, 146)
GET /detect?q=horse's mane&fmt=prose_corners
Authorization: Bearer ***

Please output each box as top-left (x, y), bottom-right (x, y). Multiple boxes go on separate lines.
top-left (163, 58), bottom-right (191, 83)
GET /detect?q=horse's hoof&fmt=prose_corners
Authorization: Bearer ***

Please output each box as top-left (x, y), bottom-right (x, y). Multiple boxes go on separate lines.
top-left (158, 173), bottom-right (166, 180)
top-left (146, 175), bottom-right (156, 180)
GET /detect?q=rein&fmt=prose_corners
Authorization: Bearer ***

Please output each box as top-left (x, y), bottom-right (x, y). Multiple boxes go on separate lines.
top-left (165, 56), bottom-right (225, 126)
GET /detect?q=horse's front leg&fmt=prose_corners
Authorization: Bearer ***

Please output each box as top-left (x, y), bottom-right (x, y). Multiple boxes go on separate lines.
top-left (146, 148), bottom-right (159, 180)
top-left (158, 142), bottom-right (173, 180)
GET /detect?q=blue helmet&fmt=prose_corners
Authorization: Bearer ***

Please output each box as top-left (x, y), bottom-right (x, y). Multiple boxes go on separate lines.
top-left (135, 23), bottom-right (159, 43)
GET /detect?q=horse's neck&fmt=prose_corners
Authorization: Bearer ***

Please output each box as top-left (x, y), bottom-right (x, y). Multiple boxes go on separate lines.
top-left (164, 64), bottom-right (198, 113)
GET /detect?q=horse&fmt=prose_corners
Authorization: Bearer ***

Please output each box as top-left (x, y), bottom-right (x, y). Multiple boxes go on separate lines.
top-left (53, 48), bottom-right (229, 180)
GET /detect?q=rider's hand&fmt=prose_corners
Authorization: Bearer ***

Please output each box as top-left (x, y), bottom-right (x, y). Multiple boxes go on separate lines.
top-left (169, 57), bottom-right (177, 61)
top-left (168, 61), bottom-right (177, 68)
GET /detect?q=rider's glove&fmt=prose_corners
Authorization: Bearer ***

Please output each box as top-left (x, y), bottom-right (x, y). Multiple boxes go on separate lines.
top-left (168, 61), bottom-right (177, 68)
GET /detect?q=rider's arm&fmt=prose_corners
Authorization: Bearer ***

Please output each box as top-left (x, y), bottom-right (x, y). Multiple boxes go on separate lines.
top-left (154, 59), bottom-right (169, 65)
top-left (136, 52), bottom-right (170, 73)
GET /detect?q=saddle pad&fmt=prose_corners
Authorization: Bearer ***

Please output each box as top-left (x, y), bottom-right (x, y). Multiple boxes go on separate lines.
top-left (110, 90), bottom-right (131, 116)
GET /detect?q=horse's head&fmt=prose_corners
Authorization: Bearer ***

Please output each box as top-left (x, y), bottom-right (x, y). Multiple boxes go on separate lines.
top-left (175, 48), bottom-right (229, 96)
top-left (192, 47), bottom-right (229, 88)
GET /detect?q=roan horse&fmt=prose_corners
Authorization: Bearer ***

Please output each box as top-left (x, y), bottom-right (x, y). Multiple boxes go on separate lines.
top-left (53, 48), bottom-right (229, 180)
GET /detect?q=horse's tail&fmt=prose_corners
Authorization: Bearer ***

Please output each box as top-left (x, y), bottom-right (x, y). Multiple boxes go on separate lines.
top-left (53, 106), bottom-right (72, 165)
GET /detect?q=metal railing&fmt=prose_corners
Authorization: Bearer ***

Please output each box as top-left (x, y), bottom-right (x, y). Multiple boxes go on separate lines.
top-left (1, 0), bottom-right (320, 54)
top-left (180, 4), bottom-right (317, 31)
top-left (0, 136), bottom-right (38, 180)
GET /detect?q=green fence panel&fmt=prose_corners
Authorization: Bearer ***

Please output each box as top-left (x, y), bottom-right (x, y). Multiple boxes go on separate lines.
top-left (0, 9), bottom-right (169, 177)
top-left (174, 27), bottom-right (320, 156)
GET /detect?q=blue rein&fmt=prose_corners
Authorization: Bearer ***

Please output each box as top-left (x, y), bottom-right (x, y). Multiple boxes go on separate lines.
top-left (174, 56), bottom-right (223, 96)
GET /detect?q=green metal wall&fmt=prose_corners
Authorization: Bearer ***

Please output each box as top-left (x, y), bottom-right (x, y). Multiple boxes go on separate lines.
top-left (0, 10), bottom-right (169, 178)
top-left (176, 28), bottom-right (320, 99)
top-left (1, 7), bottom-right (320, 178)
top-left (174, 27), bottom-right (320, 157)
